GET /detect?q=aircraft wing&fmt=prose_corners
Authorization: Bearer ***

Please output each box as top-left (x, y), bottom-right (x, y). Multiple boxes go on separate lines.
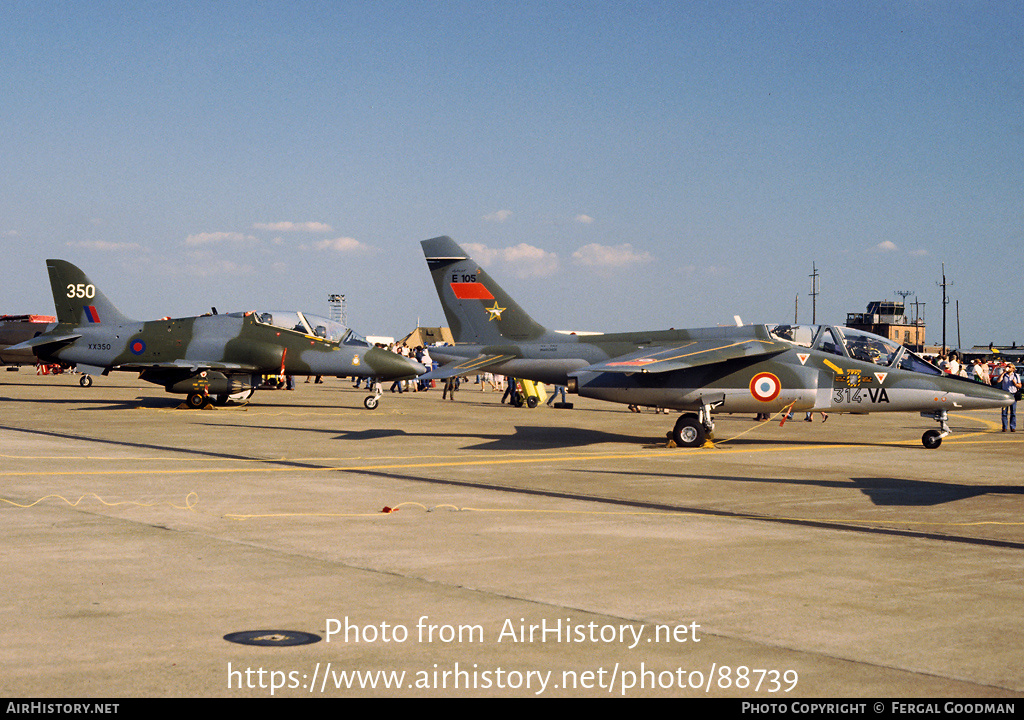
top-left (420, 354), bottom-right (519, 380)
top-left (572, 338), bottom-right (789, 375)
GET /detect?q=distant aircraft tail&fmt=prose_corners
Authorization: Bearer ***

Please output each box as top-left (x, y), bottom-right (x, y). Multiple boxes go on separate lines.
top-left (421, 236), bottom-right (548, 344)
top-left (46, 259), bottom-right (136, 326)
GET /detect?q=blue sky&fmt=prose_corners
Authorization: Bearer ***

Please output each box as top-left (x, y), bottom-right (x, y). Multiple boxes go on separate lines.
top-left (3, 1), bottom-right (1021, 348)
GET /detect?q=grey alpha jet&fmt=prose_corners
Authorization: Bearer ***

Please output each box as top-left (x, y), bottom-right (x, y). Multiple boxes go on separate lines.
top-left (11, 259), bottom-right (424, 408)
top-left (421, 236), bottom-right (1013, 448)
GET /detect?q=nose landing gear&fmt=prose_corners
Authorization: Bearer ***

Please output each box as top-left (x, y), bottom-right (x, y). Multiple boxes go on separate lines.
top-left (920, 410), bottom-right (950, 449)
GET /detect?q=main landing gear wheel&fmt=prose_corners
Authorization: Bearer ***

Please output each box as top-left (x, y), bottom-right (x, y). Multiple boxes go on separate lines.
top-left (79, 375), bottom-right (93, 387)
top-left (672, 414), bottom-right (707, 448)
top-left (922, 429), bottom-right (943, 449)
top-left (186, 392), bottom-right (207, 408)
top-left (364, 395), bottom-right (379, 410)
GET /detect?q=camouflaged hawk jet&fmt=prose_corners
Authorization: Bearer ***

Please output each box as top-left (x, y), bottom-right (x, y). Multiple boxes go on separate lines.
top-left (422, 236), bottom-right (1013, 449)
top-left (11, 259), bottom-right (424, 408)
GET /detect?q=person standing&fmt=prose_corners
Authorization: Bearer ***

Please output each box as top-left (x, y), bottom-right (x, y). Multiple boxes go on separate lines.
top-left (547, 384), bottom-right (567, 406)
top-left (993, 362), bottom-right (1021, 432)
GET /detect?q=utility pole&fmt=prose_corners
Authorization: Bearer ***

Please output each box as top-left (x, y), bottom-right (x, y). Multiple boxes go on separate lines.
top-left (809, 262), bottom-right (820, 324)
top-left (936, 264), bottom-right (953, 354)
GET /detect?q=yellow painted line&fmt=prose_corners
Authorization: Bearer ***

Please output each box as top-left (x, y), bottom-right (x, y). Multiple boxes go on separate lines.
top-left (224, 504), bottom-right (1024, 527)
top-left (0, 411), bottom-right (1014, 479)
top-left (2, 434), bottom-right (1018, 479)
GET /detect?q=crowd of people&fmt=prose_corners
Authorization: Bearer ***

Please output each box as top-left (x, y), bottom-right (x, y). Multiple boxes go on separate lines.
top-left (929, 350), bottom-right (1021, 432)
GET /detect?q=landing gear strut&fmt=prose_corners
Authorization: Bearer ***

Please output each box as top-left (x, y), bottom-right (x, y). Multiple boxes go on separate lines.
top-left (364, 381), bottom-right (382, 410)
top-left (671, 398), bottom-right (722, 448)
top-left (921, 410), bottom-right (950, 449)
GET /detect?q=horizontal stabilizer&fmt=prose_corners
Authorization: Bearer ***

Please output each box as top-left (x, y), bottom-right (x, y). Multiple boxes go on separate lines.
top-left (7, 333), bottom-right (82, 353)
top-left (571, 338), bottom-right (787, 375)
top-left (420, 354), bottom-right (519, 380)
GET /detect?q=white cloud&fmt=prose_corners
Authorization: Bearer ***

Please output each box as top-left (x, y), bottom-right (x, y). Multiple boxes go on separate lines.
top-left (575, 214), bottom-right (595, 224)
top-left (483, 209), bottom-right (513, 223)
top-left (314, 236), bottom-right (371, 253)
top-left (874, 240), bottom-right (898, 252)
top-left (185, 231), bottom-right (258, 246)
top-left (571, 243), bottom-right (653, 270)
top-left (463, 242), bottom-right (559, 277)
top-left (253, 221), bottom-right (333, 233)
top-left (909, 248), bottom-right (929, 257)
top-left (463, 242), bottom-right (500, 265)
top-left (187, 258), bottom-right (255, 277)
top-left (180, 249), bottom-right (255, 277)
top-left (65, 240), bottom-right (142, 251)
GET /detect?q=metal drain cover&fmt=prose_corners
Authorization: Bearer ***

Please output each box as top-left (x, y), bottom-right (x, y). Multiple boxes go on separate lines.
top-left (223, 630), bottom-right (322, 646)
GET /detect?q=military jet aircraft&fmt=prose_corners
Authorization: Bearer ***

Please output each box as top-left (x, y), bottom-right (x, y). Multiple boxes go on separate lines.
top-left (10, 259), bottom-right (424, 408)
top-left (421, 236), bottom-right (1013, 449)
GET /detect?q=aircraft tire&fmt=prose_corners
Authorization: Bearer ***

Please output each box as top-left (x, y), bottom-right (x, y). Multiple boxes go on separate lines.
top-left (363, 395), bottom-right (379, 410)
top-left (922, 429), bottom-right (943, 449)
top-left (672, 414), bottom-right (706, 448)
top-left (79, 375), bottom-right (93, 387)
top-left (187, 392), bottom-right (207, 409)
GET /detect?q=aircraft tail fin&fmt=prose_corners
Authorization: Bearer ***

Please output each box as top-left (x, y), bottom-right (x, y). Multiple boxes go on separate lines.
top-left (46, 259), bottom-right (136, 326)
top-left (421, 236), bottom-right (548, 344)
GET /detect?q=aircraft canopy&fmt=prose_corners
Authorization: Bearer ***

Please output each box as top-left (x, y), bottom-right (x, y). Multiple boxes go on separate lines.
top-left (247, 311), bottom-right (370, 347)
top-left (766, 324), bottom-right (941, 375)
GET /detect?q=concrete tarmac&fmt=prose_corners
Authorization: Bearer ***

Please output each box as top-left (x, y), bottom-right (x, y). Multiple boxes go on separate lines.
top-left (2, 371), bottom-right (1022, 698)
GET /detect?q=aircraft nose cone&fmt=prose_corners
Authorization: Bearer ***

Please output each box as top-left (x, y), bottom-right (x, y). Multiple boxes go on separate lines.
top-left (366, 347), bottom-right (426, 378)
top-left (958, 381), bottom-right (1016, 409)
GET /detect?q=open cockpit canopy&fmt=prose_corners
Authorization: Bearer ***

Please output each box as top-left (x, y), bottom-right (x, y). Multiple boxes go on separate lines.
top-left (766, 324), bottom-right (941, 375)
top-left (241, 311), bottom-right (370, 347)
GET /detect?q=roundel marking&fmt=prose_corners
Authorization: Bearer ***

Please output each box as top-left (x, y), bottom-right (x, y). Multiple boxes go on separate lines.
top-left (749, 372), bottom-right (782, 402)
top-left (129, 339), bottom-right (146, 355)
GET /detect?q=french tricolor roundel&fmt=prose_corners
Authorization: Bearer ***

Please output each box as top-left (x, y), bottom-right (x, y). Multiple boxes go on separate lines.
top-left (749, 372), bottom-right (782, 402)
top-left (129, 339), bottom-right (146, 355)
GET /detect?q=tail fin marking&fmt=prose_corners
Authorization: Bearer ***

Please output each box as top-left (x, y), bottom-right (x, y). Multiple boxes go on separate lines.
top-left (46, 259), bottom-right (135, 326)
top-left (421, 236), bottom-right (548, 344)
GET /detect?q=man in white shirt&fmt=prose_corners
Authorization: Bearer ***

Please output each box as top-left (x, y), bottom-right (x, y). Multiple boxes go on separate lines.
top-left (993, 363), bottom-right (1021, 432)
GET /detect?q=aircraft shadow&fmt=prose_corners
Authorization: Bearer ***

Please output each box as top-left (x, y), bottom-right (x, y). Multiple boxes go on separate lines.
top-left (578, 469), bottom-right (1024, 507)
top-left (207, 422), bottom-right (654, 451)
top-left (0, 394), bottom-right (162, 409)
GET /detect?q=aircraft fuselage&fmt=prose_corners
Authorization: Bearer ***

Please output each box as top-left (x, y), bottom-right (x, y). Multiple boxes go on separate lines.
top-left (429, 324), bottom-right (1013, 416)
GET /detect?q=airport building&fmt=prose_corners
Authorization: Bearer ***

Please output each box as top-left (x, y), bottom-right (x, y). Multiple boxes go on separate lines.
top-left (845, 301), bottom-right (926, 351)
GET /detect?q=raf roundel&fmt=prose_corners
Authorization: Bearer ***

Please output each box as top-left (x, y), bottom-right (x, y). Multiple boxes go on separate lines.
top-left (129, 339), bottom-right (146, 355)
top-left (749, 372), bottom-right (782, 402)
